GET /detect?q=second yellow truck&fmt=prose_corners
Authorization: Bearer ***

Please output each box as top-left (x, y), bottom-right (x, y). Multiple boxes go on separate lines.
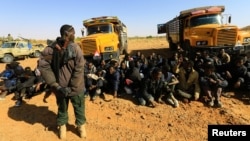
top-left (78, 16), bottom-right (128, 62)
top-left (158, 5), bottom-right (250, 55)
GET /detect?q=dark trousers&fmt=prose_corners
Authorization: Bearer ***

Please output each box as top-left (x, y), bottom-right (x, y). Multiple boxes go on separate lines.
top-left (56, 92), bottom-right (86, 126)
top-left (202, 86), bottom-right (222, 101)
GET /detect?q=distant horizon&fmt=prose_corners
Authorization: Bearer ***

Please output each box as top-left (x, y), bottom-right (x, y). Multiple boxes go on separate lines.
top-left (0, 35), bottom-right (167, 41)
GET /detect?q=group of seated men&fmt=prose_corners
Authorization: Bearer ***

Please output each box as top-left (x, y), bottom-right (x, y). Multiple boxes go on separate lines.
top-left (0, 48), bottom-right (249, 108)
top-left (0, 61), bottom-right (49, 106)
top-left (84, 48), bottom-right (250, 108)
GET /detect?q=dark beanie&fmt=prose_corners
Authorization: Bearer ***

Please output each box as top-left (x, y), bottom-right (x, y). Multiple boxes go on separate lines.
top-left (60, 24), bottom-right (73, 37)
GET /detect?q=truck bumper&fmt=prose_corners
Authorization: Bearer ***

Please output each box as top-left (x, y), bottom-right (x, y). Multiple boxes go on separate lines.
top-left (192, 45), bottom-right (246, 55)
top-left (84, 51), bottom-right (119, 62)
top-left (101, 52), bottom-right (119, 60)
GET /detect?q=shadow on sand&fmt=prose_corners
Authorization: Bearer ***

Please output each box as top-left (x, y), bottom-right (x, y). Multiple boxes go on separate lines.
top-left (8, 103), bottom-right (58, 134)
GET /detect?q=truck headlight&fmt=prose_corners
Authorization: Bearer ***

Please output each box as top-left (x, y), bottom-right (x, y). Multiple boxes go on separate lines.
top-left (104, 46), bottom-right (114, 51)
top-left (243, 37), bottom-right (250, 43)
top-left (196, 41), bottom-right (208, 46)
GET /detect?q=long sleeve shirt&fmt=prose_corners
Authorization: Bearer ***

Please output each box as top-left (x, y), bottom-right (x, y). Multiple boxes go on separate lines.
top-left (174, 66), bottom-right (200, 95)
top-left (38, 41), bottom-right (85, 96)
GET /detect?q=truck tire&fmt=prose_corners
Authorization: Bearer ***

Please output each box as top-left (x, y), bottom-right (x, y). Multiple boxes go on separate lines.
top-left (169, 42), bottom-right (177, 50)
top-left (183, 40), bottom-right (196, 58)
top-left (1, 54), bottom-right (14, 63)
top-left (168, 37), bottom-right (177, 50)
top-left (183, 40), bottom-right (190, 51)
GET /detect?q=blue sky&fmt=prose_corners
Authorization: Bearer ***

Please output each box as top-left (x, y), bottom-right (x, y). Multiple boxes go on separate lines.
top-left (1, 0), bottom-right (249, 40)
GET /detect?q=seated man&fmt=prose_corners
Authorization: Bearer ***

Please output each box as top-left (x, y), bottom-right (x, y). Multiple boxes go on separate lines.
top-left (200, 64), bottom-right (228, 108)
top-left (162, 65), bottom-right (179, 108)
top-left (124, 61), bottom-right (142, 95)
top-left (86, 68), bottom-right (105, 101)
top-left (226, 56), bottom-right (249, 91)
top-left (173, 59), bottom-right (200, 103)
top-left (0, 64), bottom-right (17, 100)
top-left (137, 68), bottom-right (164, 108)
top-left (104, 65), bottom-right (120, 98)
top-left (14, 67), bottom-right (37, 106)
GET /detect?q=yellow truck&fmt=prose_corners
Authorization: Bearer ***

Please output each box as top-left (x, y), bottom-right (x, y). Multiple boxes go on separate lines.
top-left (238, 30), bottom-right (250, 45)
top-left (78, 16), bottom-right (128, 61)
top-left (157, 5), bottom-right (249, 55)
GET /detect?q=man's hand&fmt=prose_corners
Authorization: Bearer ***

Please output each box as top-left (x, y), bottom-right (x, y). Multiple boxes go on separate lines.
top-left (56, 86), bottom-right (72, 97)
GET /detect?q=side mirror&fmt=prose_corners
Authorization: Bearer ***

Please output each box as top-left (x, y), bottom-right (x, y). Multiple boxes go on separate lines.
top-left (81, 28), bottom-right (85, 36)
top-left (228, 16), bottom-right (231, 24)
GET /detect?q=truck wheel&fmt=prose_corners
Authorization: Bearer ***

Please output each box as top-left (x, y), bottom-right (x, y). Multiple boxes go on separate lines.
top-left (1, 54), bottom-right (14, 63)
top-left (184, 40), bottom-right (195, 57)
top-left (169, 42), bottom-right (177, 50)
top-left (183, 40), bottom-right (190, 50)
top-left (168, 37), bottom-right (177, 50)
top-left (34, 51), bottom-right (41, 58)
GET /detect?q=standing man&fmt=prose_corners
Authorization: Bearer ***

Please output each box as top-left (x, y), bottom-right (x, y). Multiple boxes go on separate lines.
top-left (38, 24), bottom-right (86, 139)
top-left (7, 33), bottom-right (13, 41)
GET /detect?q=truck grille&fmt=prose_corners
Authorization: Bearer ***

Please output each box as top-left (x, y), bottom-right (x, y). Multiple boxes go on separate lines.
top-left (217, 28), bottom-right (237, 46)
top-left (82, 39), bottom-right (97, 55)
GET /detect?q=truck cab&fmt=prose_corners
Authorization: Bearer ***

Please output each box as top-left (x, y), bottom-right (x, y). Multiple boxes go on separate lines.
top-left (158, 6), bottom-right (245, 55)
top-left (79, 16), bottom-right (128, 62)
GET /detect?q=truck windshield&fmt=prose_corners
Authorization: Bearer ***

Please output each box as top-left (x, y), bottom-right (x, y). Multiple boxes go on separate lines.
top-left (87, 24), bottom-right (112, 35)
top-left (190, 14), bottom-right (222, 27)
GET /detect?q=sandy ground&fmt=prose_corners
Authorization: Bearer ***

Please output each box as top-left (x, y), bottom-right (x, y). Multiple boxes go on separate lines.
top-left (0, 38), bottom-right (250, 141)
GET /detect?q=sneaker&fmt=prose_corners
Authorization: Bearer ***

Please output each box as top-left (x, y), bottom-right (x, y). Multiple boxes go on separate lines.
top-left (77, 124), bottom-right (86, 138)
top-left (148, 99), bottom-right (157, 108)
top-left (216, 100), bottom-right (223, 108)
top-left (173, 99), bottom-right (179, 108)
top-left (84, 94), bottom-right (89, 98)
top-left (208, 100), bottom-right (214, 107)
top-left (15, 100), bottom-right (22, 107)
top-left (59, 124), bottom-right (66, 139)
top-left (91, 96), bottom-right (97, 101)
top-left (166, 98), bottom-right (174, 105)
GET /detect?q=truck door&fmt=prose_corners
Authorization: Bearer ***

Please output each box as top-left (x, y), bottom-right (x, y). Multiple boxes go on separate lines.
top-left (16, 42), bottom-right (30, 56)
top-left (157, 23), bottom-right (166, 34)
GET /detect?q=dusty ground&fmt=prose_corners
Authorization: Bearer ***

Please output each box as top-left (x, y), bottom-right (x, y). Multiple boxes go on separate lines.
top-left (0, 37), bottom-right (250, 141)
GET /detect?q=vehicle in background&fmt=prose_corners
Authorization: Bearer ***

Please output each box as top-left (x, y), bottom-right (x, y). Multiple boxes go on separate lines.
top-left (78, 16), bottom-right (128, 62)
top-left (238, 30), bottom-right (250, 55)
top-left (157, 5), bottom-right (248, 56)
top-left (0, 40), bottom-right (44, 63)
top-left (30, 43), bottom-right (45, 58)
top-left (238, 30), bottom-right (250, 45)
